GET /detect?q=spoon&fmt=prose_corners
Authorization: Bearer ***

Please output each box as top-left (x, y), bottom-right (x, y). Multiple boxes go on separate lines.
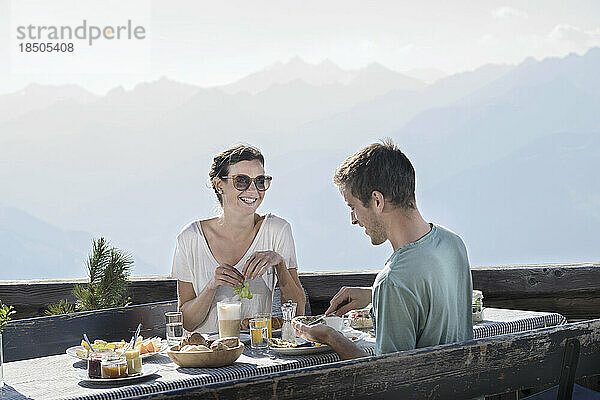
top-left (131, 323), bottom-right (142, 350)
top-left (82, 334), bottom-right (95, 354)
top-left (117, 323), bottom-right (142, 356)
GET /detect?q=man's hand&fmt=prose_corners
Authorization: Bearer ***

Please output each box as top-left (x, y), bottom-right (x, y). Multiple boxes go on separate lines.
top-left (293, 320), bottom-right (368, 360)
top-left (293, 321), bottom-right (335, 345)
top-left (242, 251), bottom-right (284, 280)
top-left (325, 286), bottom-right (372, 316)
top-left (208, 264), bottom-right (245, 290)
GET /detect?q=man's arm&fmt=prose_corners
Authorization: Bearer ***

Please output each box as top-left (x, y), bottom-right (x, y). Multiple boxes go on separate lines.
top-left (293, 322), bottom-right (368, 360)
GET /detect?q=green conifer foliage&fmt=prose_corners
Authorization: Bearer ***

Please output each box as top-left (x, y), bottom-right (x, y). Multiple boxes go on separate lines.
top-left (73, 237), bottom-right (133, 311)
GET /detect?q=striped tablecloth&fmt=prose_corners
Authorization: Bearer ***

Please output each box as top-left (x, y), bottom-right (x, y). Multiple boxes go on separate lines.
top-left (473, 308), bottom-right (567, 339)
top-left (1, 308), bottom-right (566, 400)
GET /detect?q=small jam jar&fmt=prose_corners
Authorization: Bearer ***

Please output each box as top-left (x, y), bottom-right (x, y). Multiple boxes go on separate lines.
top-left (101, 354), bottom-right (128, 378)
top-left (87, 353), bottom-right (103, 378)
top-left (125, 348), bottom-right (143, 375)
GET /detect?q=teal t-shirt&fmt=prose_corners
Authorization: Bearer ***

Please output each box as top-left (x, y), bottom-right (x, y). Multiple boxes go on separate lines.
top-left (373, 224), bottom-right (473, 355)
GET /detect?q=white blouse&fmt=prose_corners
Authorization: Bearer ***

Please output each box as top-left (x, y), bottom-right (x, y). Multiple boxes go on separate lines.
top-left (170, 213), bottom-right (298, 333)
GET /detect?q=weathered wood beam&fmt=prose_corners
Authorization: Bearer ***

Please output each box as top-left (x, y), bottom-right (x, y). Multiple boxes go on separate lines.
top-left (1, 263), bottom-right (599, 320)
top-left (0, 276), bottom-right (177, 318)
top-left (471, 263), bottom-right (600, 296)
top-left (2, 300), bottom-right (178, 362)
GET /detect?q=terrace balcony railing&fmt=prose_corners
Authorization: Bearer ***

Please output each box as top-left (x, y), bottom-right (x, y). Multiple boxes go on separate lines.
top-left (1, 263), bottom-right (599, 321)
top-left (1, 262), bottom-right (599, 399)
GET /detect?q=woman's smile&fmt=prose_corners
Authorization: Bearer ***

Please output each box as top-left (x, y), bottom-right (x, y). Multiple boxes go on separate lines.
top-left (239, 196), bottom-right (258, 206)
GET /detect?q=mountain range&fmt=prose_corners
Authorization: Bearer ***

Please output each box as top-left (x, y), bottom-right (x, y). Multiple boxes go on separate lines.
top-left (1, 50), bottom-right (598, 278)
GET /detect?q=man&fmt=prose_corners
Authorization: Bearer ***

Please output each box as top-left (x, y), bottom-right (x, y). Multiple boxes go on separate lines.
top-left (294, 140), bottom-right (473, 359)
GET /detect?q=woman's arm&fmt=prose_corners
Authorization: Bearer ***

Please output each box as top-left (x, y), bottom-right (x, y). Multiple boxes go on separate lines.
top-left (177, 281), bottom-right (218, 332)
top-left (242, 252), bottom-right (307, 316)
top-left (177, 264), bottom-right (245, 331)
top-left (276, 264), bottom-right (306, 316)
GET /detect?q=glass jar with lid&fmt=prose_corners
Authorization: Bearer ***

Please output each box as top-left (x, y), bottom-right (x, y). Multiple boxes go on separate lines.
top-left (101, 354), bottom-right (128, 378)
top-left (125, 348), bottom-right (143, 375)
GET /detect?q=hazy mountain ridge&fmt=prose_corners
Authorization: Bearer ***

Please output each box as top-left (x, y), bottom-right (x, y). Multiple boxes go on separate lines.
top-left (0, 83), bottom-right (97, 125)
top-left (220, 56), bottom-right (425, 95)
top-left (394, 58), bottom-right (600, 188)
top-left (1, 49), bottom-right (599, 278)
top-left (420, 130), bottom-right (600, 266)
top-left (0, 207), bottom-right (93, 279)
top-left (293, 62), bottom-right (514, 150)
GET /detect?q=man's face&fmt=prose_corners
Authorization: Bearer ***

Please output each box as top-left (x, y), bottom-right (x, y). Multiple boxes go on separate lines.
top-left (340, 186), bottom-right (387, 246)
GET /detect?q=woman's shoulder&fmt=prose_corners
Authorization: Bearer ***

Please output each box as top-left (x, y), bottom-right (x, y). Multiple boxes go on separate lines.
top-left (263, 213), bottom-right (292, 236)
top-left (262, 213), bottom-right (293, 233)
top-left (176, 218), bottom-right (215, 241)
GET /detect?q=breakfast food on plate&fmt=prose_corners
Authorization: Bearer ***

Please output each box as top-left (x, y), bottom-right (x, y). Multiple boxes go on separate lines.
top-left (76, 346), bottom-right (112, 358)
top-left (291, 315), bottom-right (325, 325)
top-left (347, 309), bottom-right (373, 329)
top-left (267, 337), bottom-right (327, 348)
top-left (77, 336), bottom-right (162, 358)
top-left (241, 316), bottom-right (283, 330)
top-left (268, 338), bottom-right (298, 348)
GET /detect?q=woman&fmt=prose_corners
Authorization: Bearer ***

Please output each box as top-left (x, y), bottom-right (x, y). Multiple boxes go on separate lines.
top-left (171, 145), bottom-right (306, 332)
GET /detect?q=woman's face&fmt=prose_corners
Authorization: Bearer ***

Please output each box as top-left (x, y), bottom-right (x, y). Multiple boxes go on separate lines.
top-left (217, 159), bottom-right (266, 215)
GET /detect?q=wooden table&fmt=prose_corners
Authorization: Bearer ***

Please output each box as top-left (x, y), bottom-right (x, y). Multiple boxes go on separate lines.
top-left (1, 308), bottom-right (567, 400)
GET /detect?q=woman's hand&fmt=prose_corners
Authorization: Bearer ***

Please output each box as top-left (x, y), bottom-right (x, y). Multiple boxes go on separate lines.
top-left (242, 251), bottom-right (284, 280)
top-left (208, 263), bottom-right (245, 290)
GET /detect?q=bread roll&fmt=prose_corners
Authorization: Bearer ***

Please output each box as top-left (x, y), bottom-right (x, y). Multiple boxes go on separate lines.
top-left (210, 341), bottom-right (228, 351)
top-left (179, 332), bottom-right (207, 347)
top-left (212, 337), bottom-right (239, 348)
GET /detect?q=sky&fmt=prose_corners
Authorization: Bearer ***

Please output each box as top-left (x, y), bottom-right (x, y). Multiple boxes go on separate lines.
top-left (1, 0), bottom-right (600, 94)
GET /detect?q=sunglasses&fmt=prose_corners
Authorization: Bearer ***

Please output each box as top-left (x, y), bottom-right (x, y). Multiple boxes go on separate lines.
top-left (221, 174), bottom-right (272, 191)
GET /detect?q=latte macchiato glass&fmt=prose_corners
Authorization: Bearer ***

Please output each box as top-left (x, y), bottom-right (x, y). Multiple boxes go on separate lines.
top-left (217, 300), bottom-right (241, 338)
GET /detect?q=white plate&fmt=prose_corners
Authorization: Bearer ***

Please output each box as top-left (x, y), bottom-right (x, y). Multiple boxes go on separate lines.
top-left (76, 364), bottom-right (159, 383)
top-left (269, 332), bottom-right (363, 356)
top-left (269, 342), bottom-right (334, 355)
top-left (66, 342), bottom-right (168, 361)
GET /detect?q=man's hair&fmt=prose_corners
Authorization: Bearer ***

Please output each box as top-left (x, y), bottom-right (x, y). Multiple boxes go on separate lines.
top-left (209, 144), bottom-right (264, 205)
top-left (333, 139), bottom-right (416, 209)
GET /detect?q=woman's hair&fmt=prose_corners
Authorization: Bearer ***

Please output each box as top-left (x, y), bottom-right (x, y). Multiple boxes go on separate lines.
top-left (209, 145), bottom-right (265, 206)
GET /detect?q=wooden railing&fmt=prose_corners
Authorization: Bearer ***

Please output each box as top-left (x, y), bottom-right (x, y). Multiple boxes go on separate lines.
top-left (1, 263), bottom-right (599, 399)
top-left (1, 263), bottom-right (599, 321)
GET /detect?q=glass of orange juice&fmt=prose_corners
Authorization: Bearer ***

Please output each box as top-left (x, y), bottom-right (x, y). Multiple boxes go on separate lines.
top-left (256, 312), bottom-right (272, 339)
top-left (249, 317), bottom-right (268, 349)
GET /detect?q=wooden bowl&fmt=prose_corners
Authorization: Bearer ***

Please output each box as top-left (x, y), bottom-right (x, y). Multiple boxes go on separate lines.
top-left (167, 343), bottom-right (245, 368)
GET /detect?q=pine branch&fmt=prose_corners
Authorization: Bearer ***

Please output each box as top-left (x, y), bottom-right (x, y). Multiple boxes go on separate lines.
top-left (75, 237), bottom-right (133, 311)
top-left (45, 299), bottom-right (75, 316)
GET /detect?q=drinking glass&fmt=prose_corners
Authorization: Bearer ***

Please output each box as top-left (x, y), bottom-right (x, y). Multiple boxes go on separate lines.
top-left (256, 312), bottom-right (272, 339)
top-left (165, 311), bottom-right (184, 346)
top-left (249, 317), bottom-right (268, 349)
top-left (217, 300), bottom-right (241, 338)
